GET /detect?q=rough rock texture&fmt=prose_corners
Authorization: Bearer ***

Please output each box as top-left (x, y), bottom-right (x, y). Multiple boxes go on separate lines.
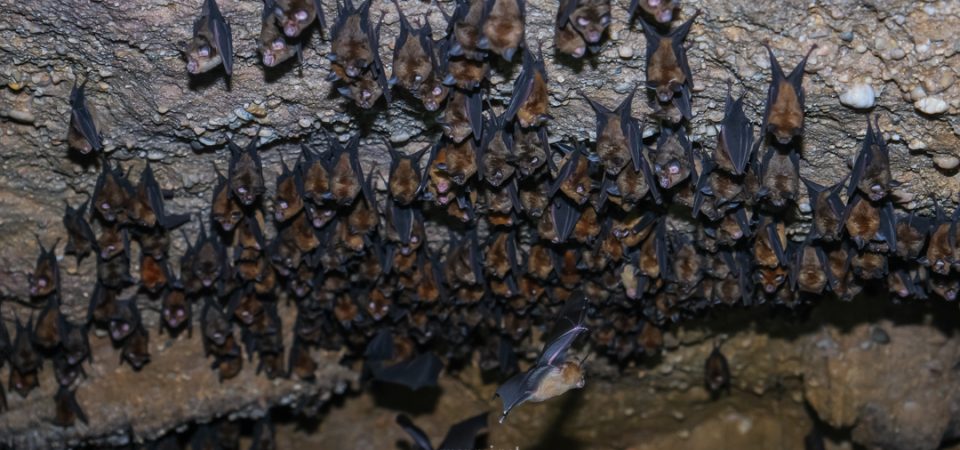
top-left (1, 0), bottom-right (960, 448)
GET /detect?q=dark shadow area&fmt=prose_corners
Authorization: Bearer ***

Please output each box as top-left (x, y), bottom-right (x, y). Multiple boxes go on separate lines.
top-left (369, 382), bottom-right (443, 414)
top-left (527, 388), bottom-right (588, 450)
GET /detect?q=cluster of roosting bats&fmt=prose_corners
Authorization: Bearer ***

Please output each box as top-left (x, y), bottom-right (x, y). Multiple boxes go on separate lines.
top-left (2, 0), bottom-right (950, 446)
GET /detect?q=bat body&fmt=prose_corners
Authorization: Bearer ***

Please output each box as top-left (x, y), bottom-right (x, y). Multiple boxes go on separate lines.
top-left (63, 198), bottom-right (96, 264)
top-left (327, 136), bottom-right (368, 206)
top-left (843, 192), bottom-right (896, 251)
top-left (803, 176), bottom-right (846, 242)
top-left (761, 44), bottom-right (817, 144)
top-left (330, 0), bottom-right (374, 79)
top-left (274, 0), bottom-right (326, 38)
top-left (583, 90), bottom-right (640, 176)
top-left (704, 343), bottom-right (730, 396)
top-left (34, 296), bottom-right (64, 350)
top-left (505, 46), bottom-right (550, 128)
top-left (29, 238), bottom-right (60, 299)
top-left (227, 138), bottom-right (266, 206)
top-left (396, 412), bottom-right (489, 450)
top-left (161, 286), bottom-right (192, 337)
top-left (93, 158), bottom-right (133, 223)
top-left (387, 146), bottom-right (428, 206)
top-left (274, 154), bottom-right (304, 222)
top-left (793, 239), bottom-right (828, 294)
top-left (186, 0), bottom-right (233, 76)
top-left (850, 116), bottom-right (894, 201)
top-left (758, 146), bottom-right (800, 208)
top-left (496, 292), bottom-right (588, 422)
top-left (651, 126), bottom-right (692, 190)
top-left (478, 112), bottom-right (516, 187)
top-left (448, 0), bottom-right (488, 61)
top-left (260, 0), bottom-right (302, 68)
top-left (640, 12), bottom-right (698, 122)
top-left (480, 0), bottom-right (525, 61)
top-left (514, 126), bottom-right (550, 178)
top-left (130, 163), bottom-right (190, 229)
top-left (551, 143), bottom-right (595, 205)
top-left (68, 81), bottom-right (102, 154)
top-left (442, 88), bottom-right (483, 144)
top-left (52, 386), bottom-right (88, 427)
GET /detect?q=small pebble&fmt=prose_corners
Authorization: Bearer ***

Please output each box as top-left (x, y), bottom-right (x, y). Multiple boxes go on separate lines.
top-left (934, 155), bottom-right (959, 170)
top-left (298, 118), bottom-right (313, 128)
top-left (618, 46), bottom-right (634, 58)
top-left (870, 326), bottom-right (891, 344)
top-left (839, 84), bottom-right (875, 109)
top-left (915, 96), bottom-right (949, 115)
top-left (146, 151), bottom-right (165, 161)
top-left (840, 31), bottom-right (854, 42)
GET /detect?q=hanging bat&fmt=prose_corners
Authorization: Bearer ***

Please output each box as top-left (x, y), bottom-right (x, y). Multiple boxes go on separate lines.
top-left (51, 386), bottom-right (88, 427)
top-left (97, 222), bottom-right (128, 261)
top-left (761, 44), bottom-right (817, 144)
top-left (93, 157), bottom-right (133, 223)
top-left (629, 0), bottom-right (675, 23)
top-left (538, 196), bottom-right (581, 244)
top-left (496, 291), bottom-right (588, 422)
top-left (554, 19), bottom-right (586, 58)
top-left (67, 80), bottom-right (102, 154)
top-left (478, 112), bottom-right (517, 187)
top-left (849, 115), bottom-right (894, 202)
top-left (704, 343), bottom-right (730, 396)
top-left (329, 0), bottom-right (374, 79)
top-left (121, 325), bottom-right (151, 370)
top-left (186, 0), bottom-right (233, 76)
top-left (447, 0), bottom-right (488, 61)
top-left (557, 0), bottom-right (611, 52)
top-left (34, 296), bottom-right (64, 350)
top-left (160, 285), bottom-right (191, 338)
top-left (97, 229), bottom-right (134, 289)
top-left (250, 416), bottom-right (276, 450)
top-left (753, 215), bottom-right (787, 268)
top-left (670, 234), bottom-right (703, 295)
top-left (843, 191), bottom-right (896, 251)
top-left (260, 0), bottom-right (302, 68)
top-left (485, 230), bottom-right (519, 278)
top-left (396, 412), bottom-right (489, 450)
top-left (441, 48), bottom-right (489, 90)
top-left (441, 88), bottom-right (483, 144)
top-left (888, 267), bottom-right (921, 300)
top-left (851, 250), bottom-right (887, 280)
top-left (583, 89), bottom-right (640, 176)
top-left (227, 138), bottom-right (266, 206)
top-left (335, 17), bottom-right (391, 108)
top-left (387, 145), bottom-right (428, 205)
top-left (29, 237), bottom-right (60, 299)
top-left (273, 0), bottom-right (326, 38)
top-left (802, 176), bottom-right (846, 242)
top-left (140, 253), bottom-right (171, 294)
top-left (60, 319), bottom-right (90, 366)
top-left (437, 138), bottom-right (479, 186)
top-left (109, 298), bottom-right (142, 343)
top-left (714, 88), bottom-right (755, 176)
top-left (390, 0), bottom-right (435, 92)
top-left (651, 126), bottom-right (692, 190)
top-left (793, 238), bottom-right (828, 294)
top-left (928, 272), bottom-right (958, 302)
top-left (364, 329), bottom-right (444, 390)
top-left (550, 142), bottom-right (596, 205)
top-left (87, 281), bottom-right (117, 327)
top-left (192, 219), bottom-right (226, 289)
top-left (288, 337), bottom-right (317, 381)
top-left (299, 142), bottom-right (332, 204)
top-left (62, 198), bottom-right (96, 265)
top-left (129, 163), bottom-right (190, 229)
top-left (274, 154), bottom-right (304, 222)
top-left (514, 126), bottom-right (550, 178)
top-left (895, 212), bottom-right (930, 260)
top-left (639, 11), bottom-right (699, 121)
top-left (209, 163), bottom-right (242, 232)
top-left (757, 146), bottom-right (800, 208)
top-left (637, 217), bottom-right (669, 279)
top-left (327, 135), bottom-right (369, 206)
top-left (921, 203), bottom-right (956, 275)
top-left (53, 353), bottom-right (85, 388)
top-left (444, 230), bottom-right (485, 287)
top-left (480, 0), bottom-right (525, 61)
top-left (505, 44), bottom-right (551, 128)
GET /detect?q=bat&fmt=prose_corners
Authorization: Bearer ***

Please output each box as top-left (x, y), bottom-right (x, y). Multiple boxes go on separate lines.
top-left (550, 142), bottom-right (595, 205)
top-left (756, 264), bottom-right (788, 295)
top-left (87, 281), bottom-right (118, 327)
top-left (96, 228), bottom-right (134, 289)
top-left (140, 253), bottom-right (171, 294)
top-left (447, 0), bottom-right (488, 61)
top-left (802, 176), bottom-right (847, 242)
top-left (327, 135), bottom-right (368, 206)
top-left (895, 212), bottom-right (929, 260)
top-left (629, 0), bottom-right (675, 23)
top-left (438, 138), bottom-right (479, 186)
top-left (53, 353), bottom-right (85, 388)
top-left (227, 138), bottom-right (266, 206)
top-left (186, 0), bottom-right (233, 76)
top-left (714, 88), bottom-right (755, 176)
top-left (825, 244), bottom-right (862, 301)
top-left (210, 163), bottom-right (243, 232)
top-left (335, 17), bottom-right (391, 108)
top-left (572, 205), bottom-right (601, 245)
top-left (637, 217), bottom-right (669, 280)
top-left (753, 216), bottom-right (787, 268)
top-left (478, 111), bottom-right (517, 187)
top-left (851, 250), bottom-right (887, 280)
top-left (9, 315), bottom-right (42, 396)
top-left (670, 235), bottom-right (703, 295)
top-left (442, 88), bottom-right (483, 144)
top-left (792, 239), bottom-right (828, 294)
top-left (485, 231), bottom-right (518, 278)
top-left (390, 0), bottom-right (439, 95)
top-left (928, 273), bottom-right (958, 302)
top-left (513, 125), bottom-right (550, 178)
top-left (538, 196), bottom-right (582, 244)
top-left (62, 198), bottom-right (96, 264)
top-left (29, 237), bottom-right (60, 299)
top-left (97, 222), bottom-right (127, 261)
top-left (52, 386), bottom-right (88, 427)
top-left (888, 268), bottom-right (921, 300)
top-left (251, 416), bottom-right (276, 450)
top-left (201, 298), bottom-right (234, 353)
top-left (68, 80), bottom-right (102, 154)
top-left (364, 329), bottom-right (444, 390)
top-left (444, 231), bottom-right (485, 287)
top-left (109, 298), bottom-right (142, 343)
top-left (843, 191), bottom-right (896, 251)
top-left (805, 427), bottom-right (826, 450)
top-left (60, 319), bottom-right (90, 366)
top-left (758, 146), bottom-right (800, 208)
top-left (496, 291), bottom-right (588, 422)
top-left (396, 412), bottom-right (489, 450)
top-left (131, 163), bottom-right (191, 229)
top-left (554, 19), bottom-right (586, 58)
top-left (583, 89), bottom-right (641, 176)
top-left (505, 44), bottom-right (551, 128)
top-left (260, 0), bottom-right (302, 68)
top-left (192, 219), bottom-right (226, 289)
top-left (236, 214), bottom-right (267, 253)
top-left (921, 202), bottom-right (954, 275)
top-left (121, 325), bottom-right (151, 370)
top-left (557, 0), bottom-right (611, 52)
top-left (329, 0), bottom-right (374, 79)
top-left (93, 157), bottom-right (133, 223)
top-left (288, 336), bottom-right (317, 381)
top-left (651, 126), bottom-right (692, 190)
top-left (416, 249), bottom-right (446, 303)
top-left (704, 343), bottom-right (730, 396)
top-left (441, 44), bottom-right (489, 90)
top-left (274, 153), bottom-right (304, 222)
top-left (273, 0), bottom-right (326, 38)
top-left (639, 11), bottom-right (699, 121)
top-left (761, 44), bottom-right (817, 144)
top-left (480, 0), bottom-right (525, 61)
top-left (849, 116), bottom-right (894, 202)
top-left (160, 285), bottom-right (192, 338)
top-left (34, 296), bottom-right (64, 350)
top-left (385, 204), bottom-right (425, 254)
top-left (387, 145), bottom-right (428, 205)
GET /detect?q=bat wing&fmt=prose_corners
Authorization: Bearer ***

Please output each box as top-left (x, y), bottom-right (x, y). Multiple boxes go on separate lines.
top-left (672, 85), bottom-right (693, 121)
top-left (364, 328), bottom-right (394, 361)
top-left (760, 45), bottom-right (784, 137)
top-left (70, 84), bottom-right (103, 152)
top-left (538, 290), bottom-right (588, 366)
top-left (655, 218), bottom-right (671, 279)
top-left (848, 120), bottom-right (872, 199)
top-left (371, 17), bottom-right (392, 103)
top-left (438, 412), bottom-right (488, 450)
top-left (692, 156), bottom-right (716, 219)
top-left (467, 89), bottom-right (483, 139)
top-left (495, 365), bottom-right (549, 422)
top-left (721, 92), bottom-right (754, 175)
top-left (552, 196), bottom-right (581, 243)
top-left (669, 11), bottom-right (699, 89)
top-left (396, 414), bottom-right (435, 450)
top-left (313, 0), bottom-right (327, 31)
top-left (879, 201), bottom-right (897, 250)
top-left (548, 146), bottom-right (578, 198)
top-left (206, 0), bottom-right (233, 76)
top-left (504, 53), bottom-right (534, 123)
top-left (372, 352), bottom-right (444, 391)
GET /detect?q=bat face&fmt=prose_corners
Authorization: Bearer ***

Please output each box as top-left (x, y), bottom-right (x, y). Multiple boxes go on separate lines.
top-left (228, 140), bottom-right (266, 206)
top-left (555, 22), bottom-right (586, 58)
top-left (93, 162), bottom-right (131, 223)
top-left (481, 0), bottom-right (524, 60)
top-left (274, 158), bottom-right (304, 222)
top-left (337, 74), bottom-right (386, 109)
top-left (852, 117), bottom-right (893, 202)
top-left (109, 300), bottom-right (141, 343)
top-left (260, 3), bottom-right (301, 68)
top-left (419, 77), bottom-right (450, 111)
top-left (29, 240), bottom-right (59, 298)
top-left (68, 81), bottom-right (102, 154)
top-left (274, 0), bottom-right (322, 38)
top-left (568, 0), bottom-right (610, 45)
top-left (53, 355), bottom-right (83, 387)
top-left (330, 0), bottom-right (374, 79)
top-left (851, 251), bottom-right (886, 280)
top-left (630, 0), bottom-right (675, 23)
top-left (652, 128), bottom-right (691, 190)
top-left (756, 265), bottom-right (788, 294)
top-left (514, 127), bottom-right (549, 177)
top-left (762, 45), bottom-right (817, 144)
top-left (161, 287), bottom-right (191, 332)
top-left (704, 346), bottom-right (730, 395)
top-left (212, 170), bottom-right (243, 232)
top-left (929, 273), bottom-right (959, 301)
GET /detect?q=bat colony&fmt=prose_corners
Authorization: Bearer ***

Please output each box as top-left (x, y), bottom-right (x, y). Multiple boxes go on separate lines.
top-left (2, 0), bottom-right (942, 444)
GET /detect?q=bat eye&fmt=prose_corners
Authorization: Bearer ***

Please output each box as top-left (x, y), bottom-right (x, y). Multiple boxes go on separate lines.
top-left (101, 202), bottom-right (111, 210)
top-left (600, 15), bottom-right (611, 26)
top-left (577, 17), bottom-right (589, 27)
top-left (295, 10), bottom-right (309, 21)
top-left (279, 201), bottom-right (288, 209)
top-left (531, 157), bottom-right (539, 164)
top-left (272, 40), bottom-right (286, 51)
top-left (199, 46), bottom-right (210, 57)
top-left (414, 75), bottom-right (423, 83)
top-left (668, 163), bottom-right (680, 174)
top-left (37, 278), bottom-right (48, 288)
top-left (432, 86), bottom-right (442, 96)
